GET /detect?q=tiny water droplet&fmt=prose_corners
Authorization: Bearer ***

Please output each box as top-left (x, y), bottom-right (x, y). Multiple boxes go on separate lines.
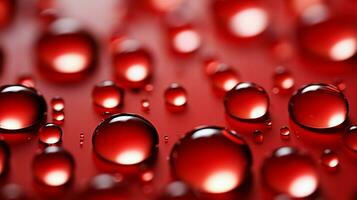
top-left (51, 96), bottom-right (64, 112)
top-left (141, 99), bottom-right (150, 112)
top-left (280, 126), bottom-right (290, 140)
top-left (320, 149), bottom-right (339, 172)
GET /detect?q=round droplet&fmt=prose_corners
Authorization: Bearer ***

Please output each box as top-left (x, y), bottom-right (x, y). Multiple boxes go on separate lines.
top-left (280, 126), bottom-right (290, 140)
top-left (38, 123), bottom-right (62, 145)
top-left (164, 83), bottom-right (187, 107)
top-left (92, 113), bottom-right (159, 165)
top-left (0, 140), bottom-right (10, 176)
top-left (17, 75), bottom-right (35, 88)
top-left (213, 0), bottom-right (269, 38)
top-left (169, 25), bottom-right (201, 54)
top-left (92, 81), bottom-right (124, 109)
top-left (112, 39), bottom-right (153, 89)
top-left (320, 149), bottom-right (339, 172)
top-left (141, 99), bottom-right (151, 112)
top-left (288, 84), bottom-right (348, 130)
top-left (32, 146), bottom-right (75, 187)
top-left (273, 67), bottom-right (294, 94)
top-left (141, 170), bottom-right (154, 182)
top-left (0, 0), bottom-right (16, 29)
top-left (343, 125), bottom-right (357, 152)
top-left (209, 63), bottom-right (240, 93)
top-left (52, 111), bottom-right (64, 125)
top-left (170, 126), bottom-right (252, 194)
top-left (261, 146), bottom-right (319, 198)
top-left (298, 18), bottom-right (357, 61)
top-left (0, 85), bottom-right (47, 132)
top-left (252, 130), bottom-right (264, 144)
top-left (224, 82), bottom-right (269, 121)
top-left (36, 18), bottom-right (98, 82)
top-left (50, 96), bottom-right (64, 112)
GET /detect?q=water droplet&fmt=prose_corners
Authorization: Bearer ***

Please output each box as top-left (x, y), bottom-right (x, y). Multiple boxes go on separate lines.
top-left (92, 113), bottom-right (159, 165)
top-left (51, 96), bottom-right (64, 112)
top-left (0, 140), bottom-right (10, 176)
top-left (17, 75), bottom-right (35, 88)
top-left (280, 126), bottom-right (290, 140)
top-left (288, 84), bottom-right (348, 130)
top-left (343, 125), bottom-right (357, 152)
top-left (0, 85), bottom-right (47, 132)
top-left (170, 126), bottom-right (252, 193)
top-left (79, 133), bottom-right (84, 146)
top-left (52, 111), bottom-right (64, 125)
top-left (164, 135), bottom-right (169, 144)
top-left (164, 83), bottom-right (187, 108)
top-left (112, 39), bottom-right (153, 89)
top-left (320, 149), bottom-right (339, 172)
top-left (213, 0), bottom-right (269, 38)
top-left (168, 24), bottom-right (201, 54)
top-left (333, 79), bottom-right (346, 91)
top-left (252, 130), bottom-right (264, 144)
top-left (36, 18), bottom-right (98, 82)
top-left (141, 170), bottom-right (154, 182)
top-left (141, 99), bottom-right (151, 112)
top-left (92, 80), bottom-right (124, 109)
top-left (224, 82), bottom-right (269, 121)
top-left (210, 63), bottom-right (240, 94)
top-left (261, 146), bottom-right (319, 198)
top-left (273, 67), bottom-right (294, 94)
top-left (0, 0), bottom-right (15, 29)
top-left (32, 146), bottom-right (75, 187)
top-left (38, 123), bottom-right (62, 145)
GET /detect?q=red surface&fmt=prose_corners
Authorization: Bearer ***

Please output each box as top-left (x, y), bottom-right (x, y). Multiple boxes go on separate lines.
top-left (0, 0), bottom-right (356, 199)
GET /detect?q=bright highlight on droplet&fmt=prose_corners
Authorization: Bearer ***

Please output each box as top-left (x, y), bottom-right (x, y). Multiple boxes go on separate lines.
top-left (229, 8), bottom-right (268, 37)
top-left (289, 175), bottom-right (317, 198)
top-left (102, 98), bottom-right (119, 109)
top-left (173, 96), bottom-right (186, 106)
top-left (54, 53), bottom-right (87, 73)
top-left (173, 30), bottom-right (201, 53)
top-left (44, 170), bottom-right (69, 186)
top-left (0, 119), bottom-right (22, 130)
top-left (330, 38), bottom-right (357, 61)
top-left (224, 79), bottom-right (238, 91)
top-left (204, 171), bottom-right (239, 193)
top-left (282, 78), bottom-right (294, 89)
top-left (116, 150), bottom-right (145, 165)
top-left (250, 105), bottom-right (267, 119)
top-left (126, 64), bottom-right (148, 82)
top-left (328, 113), bottom-right (345, 128)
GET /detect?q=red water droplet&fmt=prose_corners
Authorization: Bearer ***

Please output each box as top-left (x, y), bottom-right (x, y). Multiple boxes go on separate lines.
top-left (343, 125), bottom-right (357, 152)
top-left (320, 149), bottom-right (339, 172)
top-left (141, 170), bottom-right (154, 182)
top-left (0, 85), bottom-right (47, 132)
top-left (273, 67), bottom-right (294, 94)
top-left (50, 96), bottom-right (64, 112)
top-left (212, 0), bottom-right (269, 39)
top-left (168, 24), bottom-right (201, 54)
top-left (38, 123), bottom-right (62, 145)
top-left (209, 63), bottom-right (240, 94)
top-left (79, 133), bottom-right (84, 146)
top-left (17, 75), bottom-right (35, 88)
top-left (32, 146), bottom-right (75, 187)
top-left (158, 181), bottom-right (197, 200)
top-left (280, 126), bottom-right (291, 140)
top-left (224, 82), bottom-right (269, 121)
top-left (92, 81), bottom-right (124, 109)
top-left (164, 83), bottom-right (187, 108)
top-left (288, 84), bottom-right (348, 130)
top-left (141, 99), bottom-right (151, 112)
top-left (0, 140), bottom-right (10, 176)
top-left (36, 18), bottom-right (98, 82)
top-left (112, 39), bottom-right (153, 89)
top-left (298, 18), bottom-right (357, 61)
top-left (0, 0), bottom-right (16, 29)
top-left (261, 146), bottom-right (319, 198)
top-left (252, 130), bottom-right (264, 144)
top-left (170, 126), bottom-right (252, 193)
top-left (92, 113), bottom-right (159, 165)
top-left (333, 79), bottom-right (346, 91)
top-left (52, 111), bottom-right (64, 125)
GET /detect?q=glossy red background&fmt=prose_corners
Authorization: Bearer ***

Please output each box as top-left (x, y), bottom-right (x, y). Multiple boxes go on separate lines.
top-left (0, 0), bottom-right (356, 199)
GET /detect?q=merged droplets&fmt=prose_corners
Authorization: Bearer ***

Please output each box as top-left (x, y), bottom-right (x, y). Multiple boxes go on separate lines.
top-left (272, 67), bottom-right (294, 94)
top-left (224, 82), bottom-right (269, 121)
top-left (343, 125), bottom-right (357, 152)
top-left (212, 0), bottom-right (269, 39)
top-left (288, 83), bottom-right (348, 130)
top-left (261, 146), bottom-right (319, 198)
top-left (92, 113), bottom-right (159, 165)
top-left (32, 146), bottom-right (75, 187)
top-left (164, 83), bottom-right (187, 108)
top-left (111, 39), bottom-right (153, 89)
top-left (0, 140), bottom-right (10, 176)
top-left (36, 18), bottom-right (98, 82)
top-left (0, 85), bottom-right (47, 132)
top-left (92, 81), bottom-right (124, 109)
top-left (170, 126), bottom-right (252, 194)
top-left (38, 123), bottom-right (62, 145)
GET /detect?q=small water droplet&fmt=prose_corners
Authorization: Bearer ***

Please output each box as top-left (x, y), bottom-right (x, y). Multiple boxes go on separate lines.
top-left (141, 99), bottom-right (150, 112)
top-left (164, 83), bottom-right (187, 108)
top-left (320, 149), bottom-right (339, 172)
top-left (38, 123), bottom-right (62, 145)
top-left (252, 130), bottom-right (264, 144)
top-left (92, 80), bottom-right (124, 109)
top-left (280, 126), bottom-right (290, 140)
top-left (51, 96), bottom-right (64, 112)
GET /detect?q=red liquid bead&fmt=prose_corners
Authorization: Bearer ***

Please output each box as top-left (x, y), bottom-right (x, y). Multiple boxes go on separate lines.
top-left (280, 126), bottom-right (291, 140)
top-left (32, 146), bottom-right (75, 187)
top-left (0, 0), bottom-right (16, 29)
top-left (343, 125), bottom-right (357, 152)
top-left (36, 18), bottom-right (98, 82)
top-left (224, 82), bottom-right (269, 121)
top-left (141, 99), bottom-right (151, 112)
top-left (167, 23), bottom-right (201, 54)
top-left (288, 84), bottom-right (348, 130)
top-left (320, 149), bottom-right (339, 172)
top-left (298, 18), bottom-right (357, 62)
top-left (92, 113), bottom-right (159, 165)
top-left (272, 67), bottom-right (294, 94)
top-left (261, 147), bottom-right (319, 198)
top-left (17, 75), bottom-right (35, 88)
top-left (212, 0), bottom-right (269, 39)
top-left (164, 83), bottom-right (187, 107)
top-left (0, 140), bottom-right (10, 176)
top-left (38, 123), bottom-right (62, 145)
top-left (112, 39), bottom-right (153, 89)
top-left (92, 81), bottom-right (124, 109)
top-left (0, 85), bottom-right (47, 132)
top-left (50, 96), bottom-right (64, 112)
top-left (252, 130), bottom-right (264, 144)
top-left (158, 181), bottom-right (197, 200)
top-left (170, 126), bottom-right (252, 193)
top-left (141, 170), bottom-right (154, 182)
top-left (52, 111), bottom-right (64, 125)
top-left (209, 63), bottom-right (240, 94)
